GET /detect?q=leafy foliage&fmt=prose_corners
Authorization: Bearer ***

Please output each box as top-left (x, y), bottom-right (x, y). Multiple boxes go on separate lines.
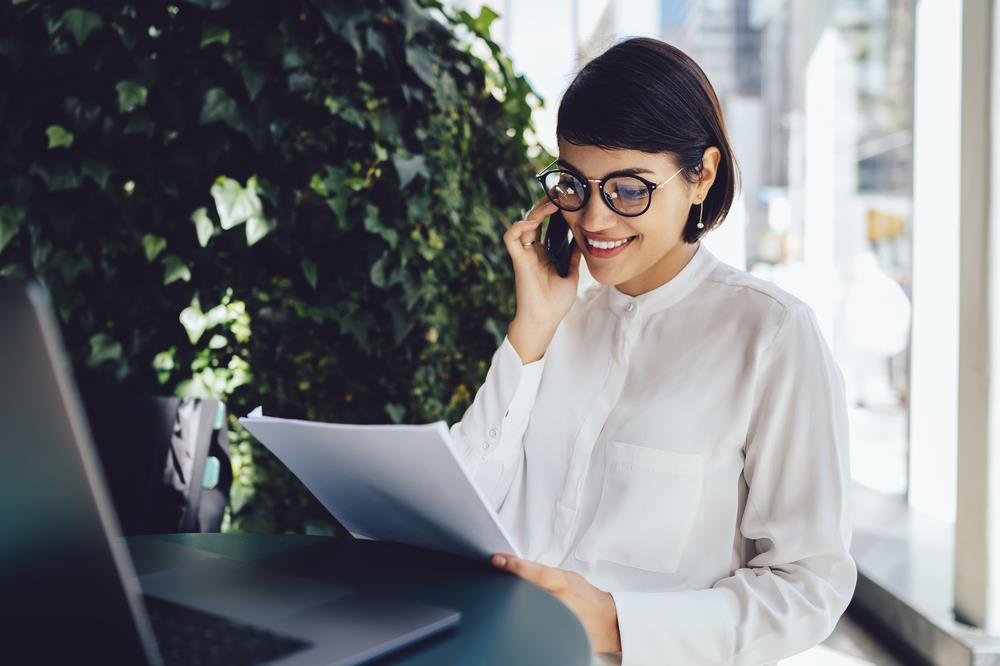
top-left (0, 0), bottom-right (546, 533)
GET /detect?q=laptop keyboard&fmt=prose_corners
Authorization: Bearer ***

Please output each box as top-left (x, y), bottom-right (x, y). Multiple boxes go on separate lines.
top-left (143, 595), bottom-right (312, 665)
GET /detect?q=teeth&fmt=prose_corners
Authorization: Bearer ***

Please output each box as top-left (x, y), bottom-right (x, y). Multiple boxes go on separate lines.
top-left (587, 236), bottom-right (633, 250)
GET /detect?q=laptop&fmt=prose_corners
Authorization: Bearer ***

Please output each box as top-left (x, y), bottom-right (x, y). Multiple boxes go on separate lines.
top-left (0, 282), bottom-right (460, 665)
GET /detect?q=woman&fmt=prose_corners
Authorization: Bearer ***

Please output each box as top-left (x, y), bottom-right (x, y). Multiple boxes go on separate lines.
top-left (450, 37), bottom-right (856, 665)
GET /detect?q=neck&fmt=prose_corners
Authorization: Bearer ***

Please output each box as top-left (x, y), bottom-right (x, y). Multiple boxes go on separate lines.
top-left (615, 241), bottom-right (700, 297)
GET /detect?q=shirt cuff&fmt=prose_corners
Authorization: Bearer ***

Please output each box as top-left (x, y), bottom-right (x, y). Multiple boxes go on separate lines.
top-left (455, 334), bottom-right (546, 472)
top-left (612, 588), bottom-right (737, 666)
top-left (486, 335), bottom-right (545, 463)
top-left (500, 334), bottom-right (545, 406)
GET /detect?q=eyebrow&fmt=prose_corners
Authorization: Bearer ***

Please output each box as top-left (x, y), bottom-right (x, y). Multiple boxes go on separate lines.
top-left (556, 158), bottom-right (655, 179)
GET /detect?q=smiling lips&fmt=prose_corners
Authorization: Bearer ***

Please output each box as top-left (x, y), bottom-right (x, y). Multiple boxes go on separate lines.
top-left (583, 234), bottom-right (637, 258)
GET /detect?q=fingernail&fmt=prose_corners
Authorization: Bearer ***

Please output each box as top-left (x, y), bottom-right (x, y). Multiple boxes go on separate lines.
top-left (492, 555), bottom-right (507, 567)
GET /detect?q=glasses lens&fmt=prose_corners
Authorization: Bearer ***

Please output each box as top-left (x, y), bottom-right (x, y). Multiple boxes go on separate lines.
top-left (604, 176), bottom-right (651, 215)
top-left (542, 171), bottom-right (585, 211)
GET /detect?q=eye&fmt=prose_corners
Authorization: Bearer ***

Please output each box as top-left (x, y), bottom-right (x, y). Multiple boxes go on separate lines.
top-left (619, 185), bottom-right (646, 200)
top-left (610, 178), bottom-right (648, 202)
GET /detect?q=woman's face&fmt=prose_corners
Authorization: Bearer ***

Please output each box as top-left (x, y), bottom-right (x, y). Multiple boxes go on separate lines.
top-left (555, 139), bottom-right (718, 296)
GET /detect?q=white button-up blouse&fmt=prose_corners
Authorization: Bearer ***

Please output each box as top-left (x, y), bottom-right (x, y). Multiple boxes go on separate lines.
top-left (449, 242), bottom-right (857, 665)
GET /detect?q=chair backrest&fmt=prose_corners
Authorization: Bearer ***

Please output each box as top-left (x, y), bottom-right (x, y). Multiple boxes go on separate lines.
top-left (81, 391), bottom-right (230, 535)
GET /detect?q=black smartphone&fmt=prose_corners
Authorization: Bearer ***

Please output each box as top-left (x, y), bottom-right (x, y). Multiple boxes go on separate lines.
top-left (543, 211), bottom-right (577, 278)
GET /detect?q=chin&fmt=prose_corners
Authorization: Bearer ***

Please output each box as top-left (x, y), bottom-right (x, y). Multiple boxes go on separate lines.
top-left (585, 262), bottom-right (631, 285)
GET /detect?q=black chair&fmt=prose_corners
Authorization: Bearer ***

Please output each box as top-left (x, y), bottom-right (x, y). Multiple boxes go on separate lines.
top-left (81, 392), bottom-right (232, 535)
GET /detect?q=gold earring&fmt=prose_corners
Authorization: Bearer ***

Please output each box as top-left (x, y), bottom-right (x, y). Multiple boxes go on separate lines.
top-left (696, 199), bottom-right (705, 229)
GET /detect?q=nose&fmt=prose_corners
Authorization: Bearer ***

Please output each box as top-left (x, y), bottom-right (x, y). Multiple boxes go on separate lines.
top-left (576, 190), bottom-right (619, 233)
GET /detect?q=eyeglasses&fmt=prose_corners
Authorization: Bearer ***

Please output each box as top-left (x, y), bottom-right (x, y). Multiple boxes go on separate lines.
top-left (535, 160), bottom-right (685, 217)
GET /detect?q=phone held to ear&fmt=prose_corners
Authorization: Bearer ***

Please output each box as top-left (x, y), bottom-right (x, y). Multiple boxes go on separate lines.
top-left (544, 211), bottom-right (578, 278)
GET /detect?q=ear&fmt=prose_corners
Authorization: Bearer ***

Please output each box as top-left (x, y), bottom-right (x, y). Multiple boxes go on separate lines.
top-left (693, 147), bottom-right (722, 202)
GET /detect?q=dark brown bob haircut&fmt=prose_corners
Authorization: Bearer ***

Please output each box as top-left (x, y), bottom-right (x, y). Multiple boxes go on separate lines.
top-left (556, 37), bottom-right (738, 243)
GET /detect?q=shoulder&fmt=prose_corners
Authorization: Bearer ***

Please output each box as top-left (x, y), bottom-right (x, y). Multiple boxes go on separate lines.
top-left (703, 261), bottom-right (807, 312)
top-left (699, 260), bottom-right (821, 350)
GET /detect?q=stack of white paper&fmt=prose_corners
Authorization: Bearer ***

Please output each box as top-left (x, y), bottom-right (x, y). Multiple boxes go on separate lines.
top-left (239, 407), bottom-right (521, 560)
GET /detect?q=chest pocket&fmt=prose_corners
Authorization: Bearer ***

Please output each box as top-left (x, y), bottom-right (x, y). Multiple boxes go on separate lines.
top-left (574, 440), bottom-right (705, 574)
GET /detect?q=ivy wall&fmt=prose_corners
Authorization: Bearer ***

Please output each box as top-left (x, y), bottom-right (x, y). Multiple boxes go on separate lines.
top-left (0, 0), bottom-right (546, 533)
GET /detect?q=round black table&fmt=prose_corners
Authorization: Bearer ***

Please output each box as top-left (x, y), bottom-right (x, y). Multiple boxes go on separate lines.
top-left (127, 533), bottom-right (593, 666)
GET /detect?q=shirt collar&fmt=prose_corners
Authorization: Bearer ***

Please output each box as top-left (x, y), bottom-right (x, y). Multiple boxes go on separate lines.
top-left (605, 242), bottom-right (719, 317)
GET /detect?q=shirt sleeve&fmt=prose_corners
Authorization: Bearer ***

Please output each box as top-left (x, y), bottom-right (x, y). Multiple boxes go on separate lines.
top-left (611, 302), bottom-right (858, 666)
top-left (449, 334), bottom-right (546, 510)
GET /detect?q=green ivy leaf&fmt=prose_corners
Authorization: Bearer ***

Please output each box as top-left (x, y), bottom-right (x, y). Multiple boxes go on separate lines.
top-left (427, 228), bottom-right (444, 250)
top-left (51, 249), bottom-right (91, 283)
top-left (229, 478), bottom-right (253, 515)
top-left (338, 308), bottom-right (375, 349)
top-left (61, 9), bottom-right (103, 46)
top-left (281, 47), bottom-right (305, 70)
top-left (46, 125), bottom-right (74, 149)
top-left (471, 6), bottom-right (500, 36)
top-left (181, 0), bottom-right (232, 9)
top-left (29, 161), bottom-right (81, 191)
top-left (315, 8), bottom-right (361, 55)
top-left (87, 333), bottom-right (122, 367)
top-left (391, 153), bottom-right (427, 188)
top-left (210, 176), bottom-right (262, 229)
top-left (288, 71), bottom-right (316, 92)
top-left (484, 317), bottom-right (506, 347)
top-left (229, 55), bottom-right (267, 101)
top-left (191, 207), bottom-right (215, 247)
top-left (81, 160), bottom-right (111, 189)
top-left (405, 45), bottom-right (437, 88)
top-left (363, 205), bottom-right (399, 248)
top-left (245, 215), bottom-right (269, 246)
top-left (162, 255), bottom-right (192, 284)
top-left (0, 206), bottom-right (26, 254)
top-left (301, 259), bottom-right (317, 289)
top-left (200, 24), bottom-right (230, 47)
top-left (309, 173), bottom-right (328, 197)
top-left (152, 349), bottom-right (175, 371)
top-left (199, 87), bottom-right (240, 128)
top-left (370, 252), bottom-right (389, 288)
top-left (399, 0), bottom-right (434, 40)
top-left (203, 303), bottom-right (230, 328)
top-left (324, 96), bottom-right (365, 128)
top-left (385, 402), bottom-right (405, 424)
top-left (179, 300), bottom-right (206, 343)
top-left (141, 233), bottom-right (167, 262)
top-left (115, 80), bottom-right (148, 113)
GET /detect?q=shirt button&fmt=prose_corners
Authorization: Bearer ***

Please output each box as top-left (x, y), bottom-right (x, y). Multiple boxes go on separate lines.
top-left (488, 427), bottom-right (498, 438)
top-left (626, 302), bottom-right (635, 312)
top-left (481, 441), bottom-right (490, 450)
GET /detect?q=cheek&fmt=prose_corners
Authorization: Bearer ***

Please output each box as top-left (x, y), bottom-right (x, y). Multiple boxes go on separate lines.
top-left (624, 209), bottom-right (678, 243)
top-left (643, 195), bottom-right (690, 239)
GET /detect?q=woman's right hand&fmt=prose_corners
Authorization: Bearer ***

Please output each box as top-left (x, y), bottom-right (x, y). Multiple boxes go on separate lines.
top-left (502, 197), bottom-right (583, 364)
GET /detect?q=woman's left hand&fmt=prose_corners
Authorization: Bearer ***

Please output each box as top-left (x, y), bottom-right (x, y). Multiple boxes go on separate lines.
top-left (491, 553), bottom-right (621, 653)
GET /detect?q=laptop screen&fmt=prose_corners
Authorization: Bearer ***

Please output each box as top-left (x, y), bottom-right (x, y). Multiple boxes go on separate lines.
top-left (0, 284), bottom-right (159, 664)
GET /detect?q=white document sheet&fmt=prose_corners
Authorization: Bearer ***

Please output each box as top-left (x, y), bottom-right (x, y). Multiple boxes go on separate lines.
top-left (239, 408), bottom-right (522, 560)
